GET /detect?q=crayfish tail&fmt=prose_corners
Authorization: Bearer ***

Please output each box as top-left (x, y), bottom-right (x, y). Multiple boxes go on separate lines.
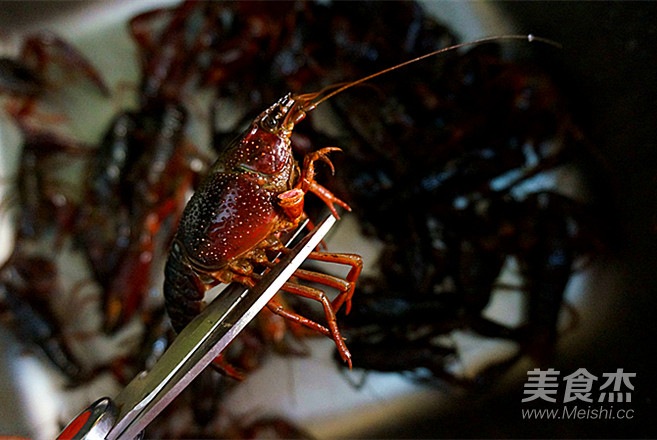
top-left (163, 240), bottom-right (204, 333)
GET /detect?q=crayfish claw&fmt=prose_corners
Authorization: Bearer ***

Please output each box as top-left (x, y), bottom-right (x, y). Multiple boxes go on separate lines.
top-left (338, 345), bottom-right (353, 369)
top-left (318, 154), bottom-right (336, 175)
top-left (304, 147), bottom-right (342, 176)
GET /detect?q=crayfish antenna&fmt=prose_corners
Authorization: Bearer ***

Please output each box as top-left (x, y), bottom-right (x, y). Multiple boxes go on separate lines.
top-left (310, 34), bottom-right (561, 107)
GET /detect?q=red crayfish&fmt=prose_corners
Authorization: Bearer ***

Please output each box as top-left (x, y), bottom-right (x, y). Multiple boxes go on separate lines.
top-left (163, 34), bottom-right (559, 374)
top-left (163, 91), bottom-right (364, 370)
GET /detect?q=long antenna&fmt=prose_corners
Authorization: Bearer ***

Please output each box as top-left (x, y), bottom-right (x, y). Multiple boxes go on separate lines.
top-left (311, 34), bottom-right (561, 107)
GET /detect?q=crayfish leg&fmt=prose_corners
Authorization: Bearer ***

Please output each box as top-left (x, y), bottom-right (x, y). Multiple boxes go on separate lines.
top-left (265, 296), bottom-right (332, 338)
top-left (297, 147), bottom-right (351, 219)
top-left (306, 251), bottom-right (362, 315)
top-left (22, 32), bottom-right (110, 96)
top-left (211, 353), bottom-right (246, 381)
top-left (307, 181), bottom-right (351, 219)
top-left (277, 249), bottom-right (363, 314)
top-left (233, 272), bottom-right (341, 347)
top-left (277, 280), bottom-right (352, 368)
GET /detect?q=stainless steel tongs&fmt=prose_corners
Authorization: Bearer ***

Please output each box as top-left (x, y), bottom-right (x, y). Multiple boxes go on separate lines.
top-left (57, 214), bottom-right (337, 440)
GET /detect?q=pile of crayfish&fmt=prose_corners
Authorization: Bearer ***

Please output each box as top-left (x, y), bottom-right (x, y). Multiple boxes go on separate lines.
top-left (0, 0), bottom-right (611, 437)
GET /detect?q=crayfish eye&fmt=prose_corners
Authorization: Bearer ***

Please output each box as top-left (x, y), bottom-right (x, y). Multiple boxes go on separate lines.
top-left (261, 114), bottom-right (279, 131)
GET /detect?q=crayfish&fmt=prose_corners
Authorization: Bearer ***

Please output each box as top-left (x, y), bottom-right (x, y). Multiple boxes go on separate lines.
top-left (0, 31), bottom-right (109, 122)
top-left (163, 34), bottom-right (559, 375)
top-left (163, 92), bottom-right (363, 371)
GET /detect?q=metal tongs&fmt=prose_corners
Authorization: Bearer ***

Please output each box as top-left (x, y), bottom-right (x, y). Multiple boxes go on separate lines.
top-left (57, 215), bottom-right (337, 440)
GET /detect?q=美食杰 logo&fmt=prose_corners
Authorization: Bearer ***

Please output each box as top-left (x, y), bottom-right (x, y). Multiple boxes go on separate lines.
top-left (520, 368), bottom-right (636, 421)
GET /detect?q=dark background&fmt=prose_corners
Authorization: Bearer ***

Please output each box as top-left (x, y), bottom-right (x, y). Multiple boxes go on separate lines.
top-left (373, 2), bottom-right (657, 438)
